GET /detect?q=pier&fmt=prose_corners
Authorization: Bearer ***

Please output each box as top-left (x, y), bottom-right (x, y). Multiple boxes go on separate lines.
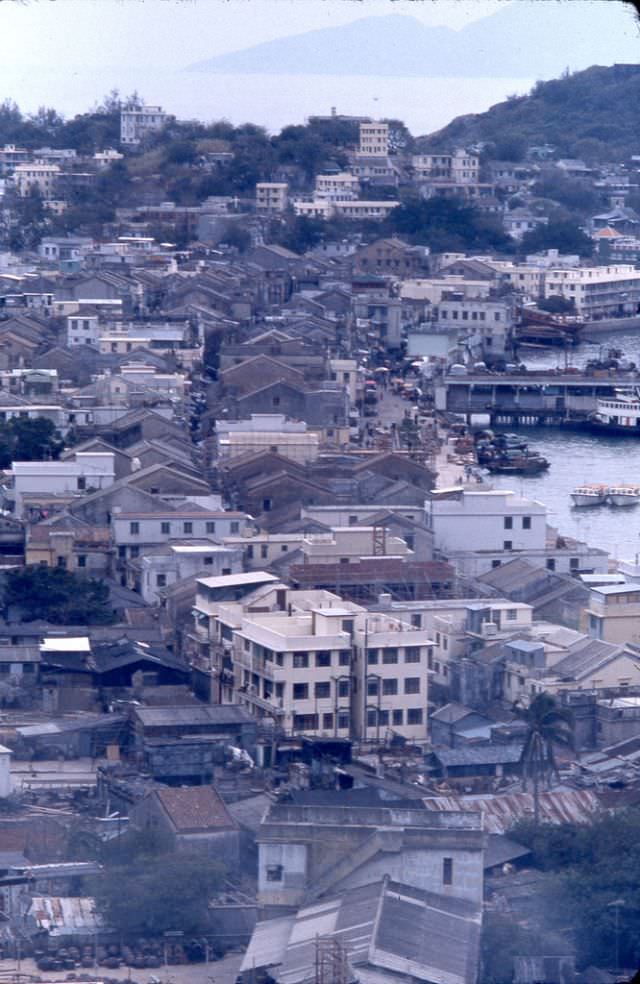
top-left (433, 369), bottom-right (640, 427)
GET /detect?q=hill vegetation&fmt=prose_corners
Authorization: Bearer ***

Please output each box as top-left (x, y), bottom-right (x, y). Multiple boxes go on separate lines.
top-left (417, 64), bottom-right (640, 163)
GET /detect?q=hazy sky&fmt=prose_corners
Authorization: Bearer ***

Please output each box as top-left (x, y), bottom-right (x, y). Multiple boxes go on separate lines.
top-left (0, 0), bottom-right (547, 71)
top-left (0, 0), bottom-right (636, 133)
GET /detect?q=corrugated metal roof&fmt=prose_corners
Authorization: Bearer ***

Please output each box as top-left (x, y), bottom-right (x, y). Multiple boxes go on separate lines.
top-left (28, 896), bottom-right (102, 936)
top-left (422, 789), bottom-right (600, 834)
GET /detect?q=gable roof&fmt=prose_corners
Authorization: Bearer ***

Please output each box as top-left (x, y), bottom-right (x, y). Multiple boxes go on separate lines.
top-left (153, 785), bottom-right (237, 834)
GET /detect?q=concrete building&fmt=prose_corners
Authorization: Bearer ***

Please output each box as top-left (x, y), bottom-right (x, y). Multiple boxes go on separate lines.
top-left (584, 583), bottom-right (640, 645)
top-left (130, 785), bottom-right (240, 860)
top-left (256, 801), bottom-right (485, 912)
top-left (136, 541), bottom-right (243, 604)
top-left (433, 295), bottom-right (515, 360)
top-left (413, 150), bottom-right (480, 185)
top-left (358, 121), bottom-right (390, 157)
top-left (542, 263), bottom-right (640, 321)
top-left (9, 452), bottom-right (116, 521)
top-left (111, 508), bottom-right (252, 564)
top-left (66, 311), bottom-right (100, 347)
top-left (314, 172), bottom-right (359, 202)
top-left (255, 182), bottom-right (288, 213)
top-left (120, 104), bottom-right (169, 145)
top-left (12, 162), bottom-right (60, 199)
top-left (215, 414), bottom-right (320, 464)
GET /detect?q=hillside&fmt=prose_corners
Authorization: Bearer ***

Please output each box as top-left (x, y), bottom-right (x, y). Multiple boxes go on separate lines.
top-left (186, 3), bottom-right (638, 80)
top-left (415, 64), bottom-right (640, 162)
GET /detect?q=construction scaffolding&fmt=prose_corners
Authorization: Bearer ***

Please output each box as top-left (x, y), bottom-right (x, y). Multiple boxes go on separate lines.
top-left (314, 934), bottom-right (350, 984)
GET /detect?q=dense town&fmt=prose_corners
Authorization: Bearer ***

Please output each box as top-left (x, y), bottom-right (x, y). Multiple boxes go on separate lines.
top-left (0, 69), bottom-right (639, 984)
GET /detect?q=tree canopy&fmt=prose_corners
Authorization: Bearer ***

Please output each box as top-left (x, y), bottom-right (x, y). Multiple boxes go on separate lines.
top-left (386, 196), bottom-right (513, 253)
top-left (4, 566), bottom-right (116, 625)
top-left (519, 218), bottom-right (594, 258)
top-left (0, 417), bottom-right (64, 470)
top-left (92, 829), bottom-right (228, 937)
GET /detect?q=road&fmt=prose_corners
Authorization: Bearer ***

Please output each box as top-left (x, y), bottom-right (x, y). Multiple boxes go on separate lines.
top-left (0, 951), bottom-right (244, 984)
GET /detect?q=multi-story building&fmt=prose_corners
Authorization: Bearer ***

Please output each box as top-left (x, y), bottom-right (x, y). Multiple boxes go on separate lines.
top-left (203, 588), bottom-right (433, 743)
top-left (120, 105), bottom-right (169, 145)
top-left (66, 311), bottom-right (101, 347)
top-left (255, 182), bottom-right (288, 213)
top-left (433, 294), bottom-right (515, 360)
top-left (314, 172), bottom-right (359, 202)
top-left (111, 509), bottom-right (252, 566)
top-left (9, 453), bottom-right (116, 521)
top-left (12, 162), bottom-right (60, 199)
top-left (542, 263), bottom-right (640, 321)
top-left (412, 149), bottom-right (480, 185)
top-left (358, 121), bottom-right (389, 157)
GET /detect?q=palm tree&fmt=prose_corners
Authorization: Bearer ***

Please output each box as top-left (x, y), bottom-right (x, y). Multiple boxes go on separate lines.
top-left (513, 691), bottom-right (574, 824)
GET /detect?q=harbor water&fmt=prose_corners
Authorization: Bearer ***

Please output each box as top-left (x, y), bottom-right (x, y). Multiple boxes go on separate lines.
top-left (489, 331), bottom-right (640, 562)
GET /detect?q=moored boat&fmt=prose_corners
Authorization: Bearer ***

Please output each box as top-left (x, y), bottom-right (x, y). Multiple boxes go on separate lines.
top-left (589, 387), bottom-right (640, 435)
top-left (608, 485), bottom-right (640, 507)
top-left (571, 484), bottom-right (608, 507)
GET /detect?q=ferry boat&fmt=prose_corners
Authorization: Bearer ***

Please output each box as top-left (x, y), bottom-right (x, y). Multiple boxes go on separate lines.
top-left (571, 485), bottom-right (609, 507)
top-left (590, 387), bottom-right (640, 435)
top-left (608, 485), bottom-right (640, 507)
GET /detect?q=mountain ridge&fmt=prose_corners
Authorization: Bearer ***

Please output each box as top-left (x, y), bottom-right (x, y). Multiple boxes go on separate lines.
top-left (186, 5), bottom-right (639, 80)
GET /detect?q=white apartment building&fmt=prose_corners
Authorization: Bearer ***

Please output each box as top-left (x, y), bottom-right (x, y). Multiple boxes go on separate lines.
top-left (111, 509), bottom-right (252, 563)
top-left (120, 105), bottom-right (169, 145)
top-left (358, 121), bottom-right (389, 157)
top-left (315, 172), bottom-right (359, 202)
top-left (67, 312), bottom-right (100, 347)
top-left (542, 264), bottom-right (640, 321)
top-left (10, 452), bottom-right (115, 520)
top-left (426, 489), bottom-right (546, 577)
top-left (434, 296), bottom-right (513, 358)
top-left (292, 199), bottom-right (334, 220)
top-left (230, 603), bottom-right (433, 743)
top-left (12, 162), bottom-right (60, 199)
top-left (215, 414), bottom-right (319, 464)
top-left (138, 542), bottom-right (243, 605)
top-left (256, 183), bottom-right (289, 213)
top-left (333, 200), bottom-right (399, 220)
top-left (329, 359), bottom-right (360, 404)
top-left (412, 150), bottom-right (480, 185)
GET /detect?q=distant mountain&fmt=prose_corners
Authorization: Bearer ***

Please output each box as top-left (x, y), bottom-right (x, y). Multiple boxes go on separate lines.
top-left (187, 4), bottom-right (639, 79)
top-left (415, 64), bottom-right (640, 161)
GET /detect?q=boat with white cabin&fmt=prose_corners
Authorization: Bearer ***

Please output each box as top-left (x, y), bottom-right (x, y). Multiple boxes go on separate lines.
top-left (590, 387), bottom-right (640, 435)
top-left (608, 485), bottom-right (640, 507)
top-left (571, 484), bottom-right (609, 507)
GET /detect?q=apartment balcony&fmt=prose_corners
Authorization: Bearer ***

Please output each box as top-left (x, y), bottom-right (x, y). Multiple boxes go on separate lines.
top-left (233, 650), bottom-right (277, 680)
top-left (237, 686), bottom-right (285, 717)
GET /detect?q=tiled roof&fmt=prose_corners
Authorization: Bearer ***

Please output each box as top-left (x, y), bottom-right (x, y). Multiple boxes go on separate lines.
top-left (155, 785), bottom-right (237, 833)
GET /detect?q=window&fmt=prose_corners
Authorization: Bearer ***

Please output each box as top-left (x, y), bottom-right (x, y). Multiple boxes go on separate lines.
top-left (492, 559), bottom-right (501, 569)
top-left (247, 545), bottom-right (254, 559)
top-left (77, 476), bottom-right (86, 491)
top-left (367, 678), bottom-right (379, 696)
top-left (339, 651), bottom-right (350, 666)
top-left (157, 574), bottom-right (167, 587)
top-left (206, 521), bottom-right (216, 534)
top-left (504, 516), bottom-right (513, 530)
top-left (338, 679), bottom-right (350, 697)
top-left (405, 678), bottom-right (420, 694)
top-left (407, 708), bottom-right (423, 725)
top-left (405, 646), bottom-right (420, 663)
top-left (428, 649), bottom-right (434, 670)
top-left (381, 678), bottom-right (397, 696)
top-left (161, 522), bottom-right (171, 535)
top-left (323, 712), bottom-right (334, 730)
top-left (522, 516), bottom-right (531, 530)
top-left (230, 521), bottom-right (239, 534)
top-left (130, 546), bottom-right (139, 558)
top-left (382, 648), bottom-right (398, 664)
top-left (77, 555), bottom-right (86, 568)
top-left (392, 709), bottom-right (403, 726)
top-left (503, 540), bottom-right (512, 551)
top-left (315, 682), bottom-right (331, 699)
top-left (367, 649), bottom-right (378, 665)
top-left (443, 858), bottom-right (453, 885)
top-left (293, 683), bottom-right (308, 700)
top-left (315, 651), bottom-right (331, 667)
top-left (367, 709), bottom-right (377, 727)
top-left (507, 609), bottom-right (517, 621)
top-left (546, 558), bottom-right (556, 571)
top-left (411, 613), bottom-right (422, 628)
top-left (204, 557), bottom-right (214, 566)
top-left (341, 619), bottom-right (353, 633)
top-left (378, 710), bottom-right (389, 726)
top-left (570, 557), bottom-right (579, 570)
top-left (293, 653), bottom-right (309, 669)
top-left (338, 712), bottom-right (350, 730)
top-left (183, 522), bottom-right (193, 534)
top-left (129, 522), bottom-right (140, 535)
top-left (261, 545), bottom-right (268, 559)
top-left (263, 498), bottom-right (272, 512)
top-left (266, 864), bottom-right (283, 882)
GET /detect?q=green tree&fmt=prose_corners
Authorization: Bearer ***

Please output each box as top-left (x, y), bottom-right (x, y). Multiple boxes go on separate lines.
top-left (4, 566), bottom-right (116, 624)
top-left (0, 417), bottom-right (64, 469)
top-left (92, 834), bottom-right (227, 937)
top-left (513, 692), bottom-right (574, 824)
top-left (519, 219), bottom-right (594, 258)
top-left (538, 295), bottom-right (576, 314)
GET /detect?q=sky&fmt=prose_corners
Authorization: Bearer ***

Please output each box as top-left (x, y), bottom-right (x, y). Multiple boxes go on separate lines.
top-left (0, 0), bottom-right (636, 134)
top-left (0, 0), bottom-right (530, 72)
